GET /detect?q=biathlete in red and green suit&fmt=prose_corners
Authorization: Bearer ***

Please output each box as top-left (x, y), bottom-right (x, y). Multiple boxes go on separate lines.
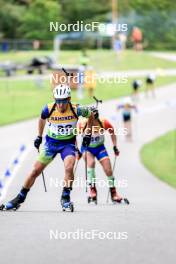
top-left (78, 108), bottom-right (123, 203)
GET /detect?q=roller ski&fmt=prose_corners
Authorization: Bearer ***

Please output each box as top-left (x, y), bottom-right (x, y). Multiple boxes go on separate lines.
top-left (0, 192), bottom-right (26, 211)
top-left (0, 187), bottom-right (29, 211)
top-left (87, 185), bottom-right (97, 205)
top-left (0, 203), bottom-right (20, 211)
top-left (61, 187), bottom-right (74, 212)
top-left (110, 187), bottom-right (130, 205)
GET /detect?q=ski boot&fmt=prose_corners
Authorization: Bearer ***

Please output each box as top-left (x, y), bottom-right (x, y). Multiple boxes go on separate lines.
top-left (110, 187), bottom-right (130, 205)
top-left (61, 187), bottom-right (74, 212)
top-left (88, 185), bottom-right (97, 205)
top-left (0, 192), bottom-right (26, 211)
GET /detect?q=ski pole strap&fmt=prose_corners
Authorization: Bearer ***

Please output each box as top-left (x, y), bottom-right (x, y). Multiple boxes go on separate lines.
top-left (48, 103), bottom-right (56, 118)
top-left (97, 118), bottom-right (103, 128)
top-left (69, 102), bottom-right (78, 120)
top-left (112, 156), bottom-right (117, 173)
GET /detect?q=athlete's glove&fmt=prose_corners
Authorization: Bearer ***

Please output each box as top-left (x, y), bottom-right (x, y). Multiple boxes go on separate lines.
top-left (113, 146), bottom-right (120, 156)
top-left (82, 134), bottom-right (91, 147)
top-left (90, 106), bottom-right (99, 119)
top-left (75, 147), bottom-right (82, 160)
top-left (34, 136), bottom-right (42, 150)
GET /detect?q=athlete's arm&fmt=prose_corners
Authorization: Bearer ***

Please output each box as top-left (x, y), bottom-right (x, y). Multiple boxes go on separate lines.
top-left (103, 119), bottom-right (118, 147)
top-left (75, 139), bottom-right (82, 160)
top-left (130, 104), bottom-right (138, 112)
top-left (34, 106), bottom-right (48, 149)
top-left (117, 104), bottom-right (124, 110)
top-left (38, 118), bottom-right (46, 137)
top-left (38, 105), bottom-right (49, 137)
top-left (77, 106), bottom-right (94, 147)
top-left (103, 119), bottom-right (119, 155)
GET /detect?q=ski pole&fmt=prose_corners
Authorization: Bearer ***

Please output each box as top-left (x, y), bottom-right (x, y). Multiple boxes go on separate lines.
top-left (37, 150), bottom-right (47, 192)
top-left (41, 171), bottom-right (47, 193)
top-left (74, 159), bottom-right (79, 174)
top-left (93, 96), bottom-right (102, 107)
top-left (62, 67), bottom-right (73, 85)
top-left (106, 156), bottom-right (117, 203)
top-left (62, 67), bottom-right (73, 77)
top-left (85, 150), bottom-right (88, 192)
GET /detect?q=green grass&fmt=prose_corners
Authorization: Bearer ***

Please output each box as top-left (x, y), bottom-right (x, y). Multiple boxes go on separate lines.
top-left (140, 130), bottom-right (176, 188)
top-left (1, 50), bottom-right (176, 71)
top-left (0, 75), bottom-right (176, 125)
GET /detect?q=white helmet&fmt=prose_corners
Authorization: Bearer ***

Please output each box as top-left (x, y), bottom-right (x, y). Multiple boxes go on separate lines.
top-left (53, 84), bottom-right (71, 99)
top-left (123, 97), bottom-right (132, 105)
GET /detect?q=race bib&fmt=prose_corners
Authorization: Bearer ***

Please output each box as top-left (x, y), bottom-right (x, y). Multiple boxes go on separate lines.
top-left (48, 122), bottom-right (76, 137)
top-left (90, 134), bottom-right (104, 145)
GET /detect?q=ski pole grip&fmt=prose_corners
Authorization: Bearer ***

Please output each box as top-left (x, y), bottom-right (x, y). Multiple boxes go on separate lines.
top-left (62, 67), bottom-right (73, 77)
top-left (93, 96), bottom-right (102, 104)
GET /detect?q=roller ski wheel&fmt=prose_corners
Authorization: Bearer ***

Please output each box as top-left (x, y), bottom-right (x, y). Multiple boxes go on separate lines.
top-left (0, 192), bottom-right (26, 211)
top-left (111, 198), bottom-right (130, 205)
top-left (123, 198), bottom-right (130, 205)
top-left (0, 203), bottom-right (21, 211)
top-left (88, 185), bottom-right (97, 205)
top-left (110, 187), bottom-right (129, 205)
top-left (87, 196), bottom-right (97, 205)
top-left (62, 202), bottom-right (74, 212)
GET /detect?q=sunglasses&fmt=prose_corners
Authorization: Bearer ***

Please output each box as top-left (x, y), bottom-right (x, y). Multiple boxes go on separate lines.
top-left (55, 98), bottom-right (69, 104)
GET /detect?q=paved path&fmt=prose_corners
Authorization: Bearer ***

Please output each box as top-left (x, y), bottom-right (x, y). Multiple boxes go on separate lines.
top-left (151, 52), bottom-right (176, 62)
top-left (0, 84), bottom-right (176, 264)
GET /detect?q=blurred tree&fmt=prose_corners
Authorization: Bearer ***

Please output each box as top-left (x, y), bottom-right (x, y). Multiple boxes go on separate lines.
top-left (118, 0), bottom-right (176, 49)
top-left (59, 0), bottom-right (111, 24)
top-left (0, 1), bottom-right (24, 38)
top-left (18, 0), bottom-right (61, 39)
top-left (0, 0), bottom-right (176, 49)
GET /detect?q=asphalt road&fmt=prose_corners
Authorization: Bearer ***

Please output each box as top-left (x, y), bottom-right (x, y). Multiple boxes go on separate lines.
top-left (0, 84), bottom-right (176, 264)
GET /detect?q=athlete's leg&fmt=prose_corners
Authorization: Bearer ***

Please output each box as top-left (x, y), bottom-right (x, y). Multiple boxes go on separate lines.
top-left (99, 157), bottom-right (114, 186)
top-left (60, 145), bottom-right (77, 207)
top-left (82, 149), bottom-right (97, 199)
top-left (98, 147), bottom-right (122, 201)
top-left (151, 84), bottom-right (156, 98)
top-left (124, 120), bottom-right (132, 140)
top-left (100, 157), bottom-right (112, 175)
top-left (23, 161), bottom-right (47, 189)
top-left (1, 160), bottom-right (48, 210)
top-left (63, 155), bottom-right (76, 188)
top-left (145, 83), bottom-right (150, 97)
top-left (83, 151), bottom-right (96, 185)
top-left (24, 140), bottom-right (57, 189)
top-left (1, 141), bottom-right (56, 210)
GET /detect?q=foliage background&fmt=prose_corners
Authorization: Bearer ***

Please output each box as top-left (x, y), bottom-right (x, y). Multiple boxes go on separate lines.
top-left (0, 0), bottom-right (176, 50)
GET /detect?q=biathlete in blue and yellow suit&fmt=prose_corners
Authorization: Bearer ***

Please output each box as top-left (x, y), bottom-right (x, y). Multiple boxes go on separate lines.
top-left (78, 108), bottom-right (123, 203)
top-left (1, 84), bottom-right (94, 211)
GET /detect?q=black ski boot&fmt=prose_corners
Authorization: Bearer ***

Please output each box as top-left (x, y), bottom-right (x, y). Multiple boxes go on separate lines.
top-left (60, 187), bottom-right (74, 212)
top-left (0, 187), bottom-right (29, 211)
